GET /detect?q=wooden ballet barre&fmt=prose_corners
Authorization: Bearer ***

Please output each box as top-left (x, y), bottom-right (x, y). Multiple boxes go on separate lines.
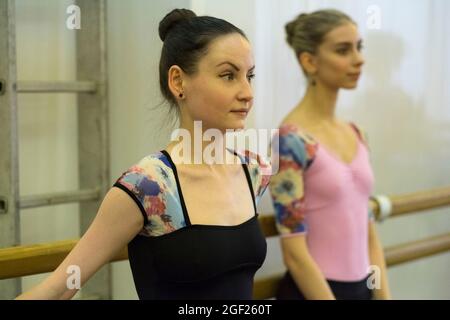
top-left (0, 186), bottom-right (449, 281)
top-left (0, 240), bottom-right (126, 280)
top-left (259, 185), bottom-right (450, 237)
top-left (384, 232), bottom-right (450, 266)
top-left (1, 232), bottom-right (449, 282)
top-left (386, 186), bottom-right (450, 217)
top-left (252, 232), bottom-right (450, 299)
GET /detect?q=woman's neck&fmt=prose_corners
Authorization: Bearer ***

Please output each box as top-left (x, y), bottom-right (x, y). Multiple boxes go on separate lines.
top-left (166, 118), bottom-right (232, 167)
top-left (297, 83), bottom-right (339, 125)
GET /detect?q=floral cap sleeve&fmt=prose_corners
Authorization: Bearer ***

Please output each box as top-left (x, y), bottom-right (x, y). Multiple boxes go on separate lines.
top-left (269, 124), bottom-right (318, 236)
top-left (113, 153), bottom-right (185, 236)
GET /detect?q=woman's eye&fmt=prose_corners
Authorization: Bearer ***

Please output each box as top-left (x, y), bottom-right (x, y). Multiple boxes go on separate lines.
top-left (221, 73), bottom-right (235, 81)
top-left (247, 74), bottom-right (256, 82)
top-left (357, 44), bottom-right (364, 52)
top-left (336, 48), bottom-right (348, 55)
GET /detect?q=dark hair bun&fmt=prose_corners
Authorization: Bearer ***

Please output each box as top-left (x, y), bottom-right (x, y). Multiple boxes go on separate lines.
top-left (159, 9), bottom-right (197, 41)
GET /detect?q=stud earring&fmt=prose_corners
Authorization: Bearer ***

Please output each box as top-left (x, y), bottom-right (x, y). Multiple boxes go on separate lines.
top-left (309, 73), bottom-right (316, 86)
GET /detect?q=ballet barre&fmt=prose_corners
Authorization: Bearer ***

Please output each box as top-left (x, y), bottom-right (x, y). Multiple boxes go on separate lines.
top-left (0, 185), bottom-right (449, 299)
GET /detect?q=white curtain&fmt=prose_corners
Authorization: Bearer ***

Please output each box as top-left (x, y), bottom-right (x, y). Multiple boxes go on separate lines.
top-left (250, 0), bottom-right (450, 299)
top-left (192, 0), bottom-right (450, 299)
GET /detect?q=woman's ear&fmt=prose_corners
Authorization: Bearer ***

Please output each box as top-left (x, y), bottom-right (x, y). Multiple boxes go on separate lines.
top-left (299, 52), bottom-right (318, 77)
top-left (168, 65), bottom-right (185, 100)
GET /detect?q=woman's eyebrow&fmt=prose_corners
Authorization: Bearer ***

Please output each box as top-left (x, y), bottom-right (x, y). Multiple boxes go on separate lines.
top-left (334, 39), bottom-right (363, 47)
top-left (216, 61), bottom-right (256, 73)
top-left (216, 61), bottom-right (240, 71)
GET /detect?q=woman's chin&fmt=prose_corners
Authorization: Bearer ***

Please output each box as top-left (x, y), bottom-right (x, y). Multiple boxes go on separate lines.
top-left (342, 82), bottom-right (359, 90)
top-left (226, 121), bottom-right (246, 131)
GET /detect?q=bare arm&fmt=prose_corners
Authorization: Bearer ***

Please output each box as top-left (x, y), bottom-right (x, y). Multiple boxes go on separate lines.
top-left (16, 187), bottom-right (144, 300)
top-left (281, 234), bottom-right (335, 300)
top-left (368, 221), bottom-right (392, 300)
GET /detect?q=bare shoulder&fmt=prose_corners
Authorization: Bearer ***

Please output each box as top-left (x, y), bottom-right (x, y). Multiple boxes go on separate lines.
top-left (345, 121), bottom-right (369, 145)
top-left (278, 113), bottom-right (318, 145)
top-left (281, 107), bottom-right (305, 127)
top-left (281, 108), bottom-right (317, 133)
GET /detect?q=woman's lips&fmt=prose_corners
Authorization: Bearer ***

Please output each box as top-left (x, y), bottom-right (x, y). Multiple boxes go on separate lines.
top-left (348, 72), bottom-right (361, 79)
top-left (231, 110), bottom-right (249, 117)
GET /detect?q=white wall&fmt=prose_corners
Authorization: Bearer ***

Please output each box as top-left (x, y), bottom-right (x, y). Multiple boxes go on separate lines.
top-left (10, 0), bottom-right (449, 299)
top-left (14, 0), bottom-right (81, 297)
top-left (107, 0), bottom-right (191, 300)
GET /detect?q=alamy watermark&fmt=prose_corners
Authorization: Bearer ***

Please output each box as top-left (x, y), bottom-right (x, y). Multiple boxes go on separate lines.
top-left (66, 4), bottom-right (381, 31)
top-left (367, 265), bottom-right (381, 290)
top-left (66, 265), bottom-right (81, 290)
top-left (169, 121), bottom-right (279, 175)
top-left (367, 5), bottom-right (382, 30)
top-left (66, 5), bottom-right (81, 30)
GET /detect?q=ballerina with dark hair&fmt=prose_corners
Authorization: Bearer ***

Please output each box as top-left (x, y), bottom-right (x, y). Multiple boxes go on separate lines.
top-left (17, 9), bottom-right (269, 300)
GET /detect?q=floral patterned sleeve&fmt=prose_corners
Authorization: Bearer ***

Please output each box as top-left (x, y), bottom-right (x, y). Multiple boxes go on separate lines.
top-left (113, 165), bottom-right (159, 228)
top-left (112, 155), bottom-right (174, 232)
top-left (269, 124), bottom-right (318, 236)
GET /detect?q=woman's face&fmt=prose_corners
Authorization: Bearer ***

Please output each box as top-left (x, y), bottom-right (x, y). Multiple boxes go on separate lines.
top-left (314, 22), bottom-right (365, 89)
top-left (181, 33), bottom-right (255, 132)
